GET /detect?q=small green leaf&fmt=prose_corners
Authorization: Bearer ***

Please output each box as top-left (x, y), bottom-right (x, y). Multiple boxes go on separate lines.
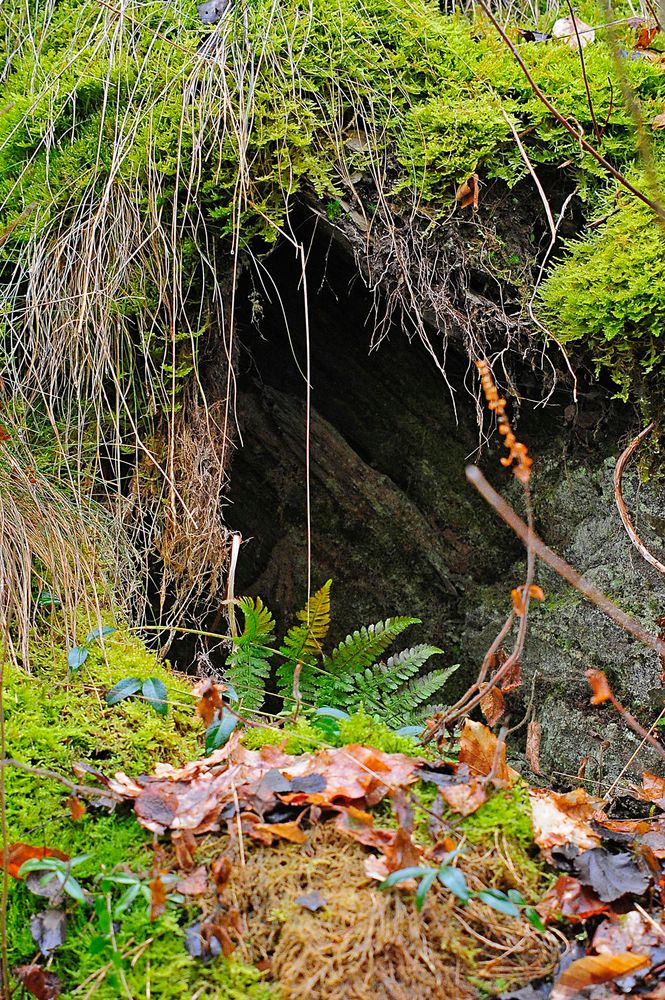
top-left (525, 907), bottom-right (546, 933)
top-left (415, 869), bottom-right (438, 911)
top-left (142, 677), bottom-right (168, 715)
top-left (476, 889), bottom-right (520, 918)
top-left (105, 677), bottom-right (142, 706)
top-left (437, 866), bottom-right (469, 902)
top-left (225, 682), bottom-right (239, 703)
top-left (62, 874), bottom-right (88, 904)
top-left (314, 706), bottom-right (351, 720)
top-left (379, 867), bottom-right (435, 889)
top-left (85, 625), bottom-right (117, 643)
top-left (114, 881), bottom-right (142, 916)
top-left (395, 725), bottom-right (422, 738)
top-left (507, 889), bottom-right (525, 905)
top-left (311, 715), bottom-right (341, 741)
top-left (68, 645), bottom-right (89, 670)
top-left (205, 708), bottom-right (238, 753)
top-left (37, 590), bottom-right (61, 608)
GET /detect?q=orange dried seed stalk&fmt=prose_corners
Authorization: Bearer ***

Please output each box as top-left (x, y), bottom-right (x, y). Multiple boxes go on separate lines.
top-left (476, 359), bottom-right (533, 483)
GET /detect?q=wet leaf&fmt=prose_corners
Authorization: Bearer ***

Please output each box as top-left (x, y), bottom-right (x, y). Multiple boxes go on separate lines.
top-left (142, 677), bottom-right (168, 715)
top-left (586, 669), bottom-right (613, 705)
top-left (437, 865), bottom-right (469, 902)
top-left (296, 890), bottom-right (327, 911)
top-left (480, 686), bottom-right (505, 727)
top-left (574, 848), bottom-right (650, 902)
top-left (30, 908), bottom-right (67, 955)
top-left (4, 844), bottom-right (69, 879)
top-left (105, 677), bottom-right (142, 706)
top-left (314, 706), bottom-right (350, 720)
top-left (631, 771), bottom-right (665, 809)
top-left (550, 952), bottom-right (649, 999)
top-left (458, 719), bottom-right (516, 783)
top-left (14, 965), bottom-right (61, 999)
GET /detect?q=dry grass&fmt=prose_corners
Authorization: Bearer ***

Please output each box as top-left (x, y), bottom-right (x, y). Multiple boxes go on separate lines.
top-left (191, 823), bottom-right (560, 999)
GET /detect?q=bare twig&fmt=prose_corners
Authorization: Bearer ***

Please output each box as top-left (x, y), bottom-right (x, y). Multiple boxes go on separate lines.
top-left (586, 669), bottom-right (665, 762)
top-left (565, 1), bottom-right (602, 144)
top-left (478, 0), bottom-right (665, 223)
top-left (614, 422), bottom-right (665, 574)
top-left (466, 465), bottom-right (665, 657)
top-left (0, 759), bottom-right (118, 800)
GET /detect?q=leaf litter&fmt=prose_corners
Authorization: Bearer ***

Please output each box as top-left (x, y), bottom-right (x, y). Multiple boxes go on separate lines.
top-left (13, 716), bottom-right (665, 998)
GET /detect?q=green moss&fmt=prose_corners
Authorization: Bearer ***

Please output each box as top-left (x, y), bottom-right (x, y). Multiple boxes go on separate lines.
top-left (241, 707), bottom-right (426, 756)
top-left (539, 186), bottom-right (665, 411)
top-left (4, 625), bottom-right (277, 997)
top-left (459, 782), bottom-right (534, 845)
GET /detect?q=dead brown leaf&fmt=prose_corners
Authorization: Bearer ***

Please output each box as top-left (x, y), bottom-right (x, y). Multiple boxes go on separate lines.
top-left (250, 820), bottom-right (307, 845)
top-left (211, 855), bottom-right (232, 894)
top-left (383, 826), bottom-right (423, 874)
top-left (440, 777), bottom-right (487, 816)
top-left (511, 584), bottom-right (545, 616)
top-left (194, 679), bottom-right (227, 726)
top-left (586, 669), bottom-right (613, 705)
top-left (631, 772), bottom-right (665, 810)
top-left (593, 909), bottom-right (662, 956)
top-left (529, 787), bottom-right (606, 853)
top-left (636, 26), bottom-right (659, 48)
top-left (176, 866), bottom-right (209, 896)
top-left (652, 104), bottom-right (665, 129)
top-left (552, 14), bottom-right (595, 48)
top-left (67, 797), bottom-right (86, 822)
top-left (480, 686), bottom-right (505, 727)
top-left (538, 875), bottom-right (612, 924)
top-left (550, 952), bottom-right (649, 999)
top-left (149, 873), bottom-right (167, 921)
top-left (458, 719), bottom-right (517, 783)
top-left (4, 844), bottom-right (69, 880)
top-left (455, 174), bottom-right (479, 210)
top-left (172, 830), bottom-right (197, 871)
top-left (14, 965), bottom-right (61, 1000)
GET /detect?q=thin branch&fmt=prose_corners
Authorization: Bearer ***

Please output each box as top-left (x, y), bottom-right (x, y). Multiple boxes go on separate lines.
top-left (0, 759), bottom-right (118, 800)
top-left (465, 465), bottom-right (665, 657)
top-left (477, 0), bottom-right (665, 223)
top-left (565, 1), bottom-right (602, 144)
top-left (614, 422), bottom-right (665, 574)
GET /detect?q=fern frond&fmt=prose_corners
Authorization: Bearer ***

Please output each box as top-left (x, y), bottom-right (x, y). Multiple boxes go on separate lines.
top-left (353, 645), bottom-right (444, 700)
top-left (276, 580), bottom-right (332, 702)
top-left (225, 596), bottom-right (276, 711)
top-left (379, 664), bottom-right (460, 726)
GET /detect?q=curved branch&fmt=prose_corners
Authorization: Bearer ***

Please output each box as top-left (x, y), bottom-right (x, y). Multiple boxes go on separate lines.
top-left (614, 423), bottom-right (665, 575)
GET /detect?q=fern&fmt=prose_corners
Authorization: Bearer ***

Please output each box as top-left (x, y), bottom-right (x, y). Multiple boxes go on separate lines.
top-left (276, 580), bottom-right (332, 703)
top-left (352, 645), bottom-right (445, 700)
top-left (225, 596), bottom-right (276, 710)
top-left (369, 664), bottom-right (460, 727)
top-left (316, 617), bottom-right (420, 704)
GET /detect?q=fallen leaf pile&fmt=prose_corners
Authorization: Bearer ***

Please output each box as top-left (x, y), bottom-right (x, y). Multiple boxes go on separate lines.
top-left (7, 716), bottom-right (665, 998)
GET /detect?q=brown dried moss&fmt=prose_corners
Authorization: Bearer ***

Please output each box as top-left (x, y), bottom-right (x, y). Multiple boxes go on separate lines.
top-left (192, 823), bottom-right (559, 999)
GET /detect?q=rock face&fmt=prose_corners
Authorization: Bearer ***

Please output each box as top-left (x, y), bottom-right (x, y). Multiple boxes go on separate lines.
top-left (226, 228), bottom-right (664, 783)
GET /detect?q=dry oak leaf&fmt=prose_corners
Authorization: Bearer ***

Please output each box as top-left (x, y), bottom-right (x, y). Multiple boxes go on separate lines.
top-left (194, 679), bottom-right (227, 726)
top-left (383, 826), bottom-right (423, 874)
top-left (529, 787), bottom-right (606, 853)
top-left (149, 873), bottom-right (167, 921)
top-left (4, 843), bottom-right (69, 879)
top-left (458, 719), bottom-right (519, 783)
top-left (248, 819), bottom-right (306, 845)
top-left (552, 14), bottom-right (596, 48)
top-left (550, 952), bottom-right (649, 999)
top-left (636, 25), bottom-right (659, 48)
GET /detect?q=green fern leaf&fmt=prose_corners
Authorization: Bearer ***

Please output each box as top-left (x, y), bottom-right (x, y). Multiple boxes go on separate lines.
top-left (319, 616), bottom-right (420, 698)
top-left (380, 663), bottom-right (460, 727)
top-left (353, 645), bottom-right (444, 701)
top-left (276, 580), bottom-right (332, 703)
top-left (225, 596), bottom-right (276, 711)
